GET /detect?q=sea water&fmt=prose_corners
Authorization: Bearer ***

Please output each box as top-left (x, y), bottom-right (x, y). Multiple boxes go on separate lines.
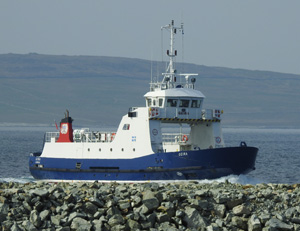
top-left (0, 126), bottom-right (299, 184)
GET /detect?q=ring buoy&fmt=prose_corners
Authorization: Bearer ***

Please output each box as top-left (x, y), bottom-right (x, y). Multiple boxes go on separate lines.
top-left (111, 133), bottom-right (116, 141)
top-left (182, 135), bottom-right (188, 142)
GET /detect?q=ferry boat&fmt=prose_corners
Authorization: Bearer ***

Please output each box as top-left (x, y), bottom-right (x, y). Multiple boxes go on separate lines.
top-left (29, 20), bottom-right (258, 181)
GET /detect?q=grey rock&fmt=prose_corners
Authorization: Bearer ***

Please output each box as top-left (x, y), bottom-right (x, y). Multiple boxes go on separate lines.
top-left (30, 189), bottom-right (49, 197)
top-left (231, 216), bottom-right (248, 230)
top-left (64, 193), bottom-right (75, 203)
top-left (71, 217), bottom-right (92, 231)
top-left (142, 197), bottom-right (159, 212)
top-left (83, 201), bottom-right (98, 214)
top-left (190, 199), bottom-right (210, 210)
top-left (232, 204), bottom-right (251, 216)
top-left (183, 207), bottom-right (208, 228)
top-left (141, 221), bottom-right (153, 229)
top-left (92, 219), bottom-right (103, 231)
top-left (126, 212), bottom-right (140, 221)
top-left (108, 214), bottom-right (125, 226)
top-left (135, 204), bottom-right (150, 214)
top-left (142, 190), bottom-right (156, 200)
top-left (147, 213), bottom-right (157, 228)
top-left (105, 199), bottom-right (115, 208)
top-left (291, 217), bottom-right (300, 224)
top-left (226, 198), bottom-right (244, 209)
top-left (215, 218), bottom-right (224, 227)
top-left (276, 213), bottom-right (285, 221)
top-left (67, 212), bottom-right (86, 223)
top-left (214, 193), bottom-right (230, 204)
top-left (23, 201), bottom-right (32, 213)
top-left (131, 195), bottom-right (142, 207)
top-left (213, 203), bottom-right (226, 218)
top-left (51, 215), bottom-right (62, 226)
top-left (56, 227), bottom-right (71, 231)
top-left (285, 207), bottom-right (296, 219)
top-left (110, 224), bottom-right (127, 231)
top-left (29, 210), bottom-right (42, 228)
top-left (89, 197), bottom-right (104, 207)
top-left (93, 209), bottom-right (105, 219)
top-left (115, 186), bottom-right (128, 194)
top-left (10, 222), bottom-right (22, 231)
top-left (119, 201), bottom-right (131, 210)
top-left (175, 209), bottom-right (185, 218)
top-left (127, 219), bottom-right (141, 229)
top-left (158, 201), bottom-right (175, 217)
top-left (248, 214), bottom-right (262, 231)
top-left (265, 218), bottom-right (293, 230)
top-left (0, 202), bottom-right (9, 214)
top-left (40, 210), bottom-right (50, 221)
top-left (106, 206), bottom-right (121, 218)
top-left (259, 213), bottom-right (271, 225)
top-left (207, 223), bottom-right (221, 231)
top-left (194, 189), bottom-right (209, 197)
top-left (0, 212), bottom-right (6, 223)
top-left (157, 212), bottom-right (170, 223)
top-left (1, 220), bottom-right (13, 231)
top-left (0, 196), bottom-right (7, 204)
top-left (158, 222), bottom-right (179, 231)
top-left (22, 220), bottom-right (38, 231)
top-left (34, 201), bottom-right (44, 212)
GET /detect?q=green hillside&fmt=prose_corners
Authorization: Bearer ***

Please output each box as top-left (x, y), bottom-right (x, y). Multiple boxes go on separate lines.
top-left (0, 53), bottom-right (299, 128)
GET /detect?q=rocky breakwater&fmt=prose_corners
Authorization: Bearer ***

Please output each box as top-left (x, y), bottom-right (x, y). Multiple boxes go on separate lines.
top-left (0, 181), bottom-right (300, 230)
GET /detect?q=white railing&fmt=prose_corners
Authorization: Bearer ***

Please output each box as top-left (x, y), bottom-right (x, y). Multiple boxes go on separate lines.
top-left (45, 132), bottom-right (59, 142)
top-left (44, 129), bottom-right (117, 143)
top-left (201, 109), bottom-right (222, 120)
top-left (162, 133), bottom-right (189, 144)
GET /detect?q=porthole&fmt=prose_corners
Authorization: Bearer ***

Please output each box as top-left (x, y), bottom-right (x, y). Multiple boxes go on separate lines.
top-left (88, 148), bottom-right (90, 152)
top-left (121, 148), bottom-right (124, 152)
top-left (99, 148), bottom-right (101, 152)
top-left (110, 148), bottom-right (113, 152)
top-left (133, 148), bottom-right (135, 152)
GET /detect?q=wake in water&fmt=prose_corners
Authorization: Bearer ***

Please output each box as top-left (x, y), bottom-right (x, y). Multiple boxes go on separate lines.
top-left (0, 174), bottom-right (264, 185)
top-left (0, 176), bottom-right (35, 184)
top-left (198, 174), bottom-right (264, 185)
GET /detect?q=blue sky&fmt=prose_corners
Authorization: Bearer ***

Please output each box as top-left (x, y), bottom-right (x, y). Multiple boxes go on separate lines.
top-left (1, 0), bottom-right (300, 74)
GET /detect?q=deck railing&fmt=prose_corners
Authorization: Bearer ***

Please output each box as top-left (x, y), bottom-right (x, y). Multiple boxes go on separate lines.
top-left (44, 129), bottom-right (117, 143)
top-left (162, 133), bottom-right (189, 144)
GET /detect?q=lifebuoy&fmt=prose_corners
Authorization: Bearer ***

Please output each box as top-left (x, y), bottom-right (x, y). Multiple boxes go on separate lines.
top-left (182, 135), bottom-right (188, 142)
top-left (111, 133), bottom-right (116, 141)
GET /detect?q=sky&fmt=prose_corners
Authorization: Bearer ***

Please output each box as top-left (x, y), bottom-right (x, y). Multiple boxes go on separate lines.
top-left (1, 0), bottom-right (300, 74)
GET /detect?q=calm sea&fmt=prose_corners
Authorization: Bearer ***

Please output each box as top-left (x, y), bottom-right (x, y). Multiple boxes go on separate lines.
top-left (0, 126), bottom-right (299, 184)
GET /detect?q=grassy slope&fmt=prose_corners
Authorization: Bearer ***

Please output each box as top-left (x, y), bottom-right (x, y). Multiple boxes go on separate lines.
top-left (0, 54), bottom-right (299, 128)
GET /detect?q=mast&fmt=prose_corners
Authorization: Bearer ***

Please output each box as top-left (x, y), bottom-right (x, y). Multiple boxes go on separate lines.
top-left (161, 20), bottom-right (183, 88)
top-left (149, 20), bottom-right (197, 91)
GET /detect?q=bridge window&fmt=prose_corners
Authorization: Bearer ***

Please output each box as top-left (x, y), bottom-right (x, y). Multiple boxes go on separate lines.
top-left (191, 100), bottom-right (201, 108)
top-left (179, 99), bottom-right (190, 107)
top-left (159, 98), bottom-right (163, 107)
top-left (123, 124), bottom-right (130, 130)
top-left (167, 99), bottom-right (177, 107)
top-left (147, 99), bottom-right (152, 107)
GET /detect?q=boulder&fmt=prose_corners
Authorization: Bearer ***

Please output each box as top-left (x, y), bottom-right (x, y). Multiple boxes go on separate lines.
top-left (108, 214), bottom-right (125, 227)
top-left (183, 207), bottom-right (208, 228)
top-left (232, 204), bottom-right (251, 216)
top-left (71, 217), bottom-right (92, 231)
top-left (248, 214), bottom-right (262, 231)
top-left (265, 218), bottom-right (293, 230)
top-left (29, 210), bottom-right (42, 228)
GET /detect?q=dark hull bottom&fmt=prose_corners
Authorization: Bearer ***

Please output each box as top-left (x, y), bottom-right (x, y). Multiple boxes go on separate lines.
top-left (29, 146), bottom-right (258, 181)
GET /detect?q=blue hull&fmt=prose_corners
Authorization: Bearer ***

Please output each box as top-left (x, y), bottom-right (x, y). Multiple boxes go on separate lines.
top-left (29, 147), bottom-right (258, 181)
